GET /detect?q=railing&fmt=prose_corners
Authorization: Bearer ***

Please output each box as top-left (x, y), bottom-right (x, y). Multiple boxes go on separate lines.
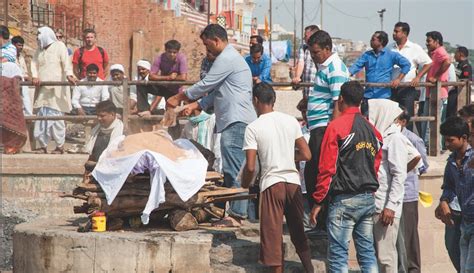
top-left (17, 80), bottom-right (472, 156)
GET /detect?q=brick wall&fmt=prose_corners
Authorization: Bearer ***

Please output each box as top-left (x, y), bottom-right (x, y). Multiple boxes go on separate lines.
top-left (54, 0), bottom-right (206, 80)
top-left (10, 0), bottom-right (206, 80)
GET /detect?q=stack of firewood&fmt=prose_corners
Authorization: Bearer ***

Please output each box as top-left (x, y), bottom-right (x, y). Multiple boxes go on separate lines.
top-left (62, 171), bottom-right (254, 231)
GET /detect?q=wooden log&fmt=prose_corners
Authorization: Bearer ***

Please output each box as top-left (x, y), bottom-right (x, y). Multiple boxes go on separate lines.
top-left (197, 188), bottom-right (248, 198)
top-left (205, 171), bottom-right (223, 181)
top-left (169, 209), bottom-right (198, 231)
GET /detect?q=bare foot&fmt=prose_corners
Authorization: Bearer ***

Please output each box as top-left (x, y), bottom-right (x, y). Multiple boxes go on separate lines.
top-left (212, 216), bottom-right (242, 228)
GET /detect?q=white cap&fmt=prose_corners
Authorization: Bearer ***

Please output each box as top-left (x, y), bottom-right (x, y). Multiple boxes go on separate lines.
top-left (136, 60), bottom-right (151, 70)
top-left (110, 64), bottom-right (125, 73)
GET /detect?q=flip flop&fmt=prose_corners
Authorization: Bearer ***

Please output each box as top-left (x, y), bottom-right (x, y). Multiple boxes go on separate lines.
top-left (51, 147), bottom-right (64, 154)
top-left (34, 147), bottom-right (48, 154)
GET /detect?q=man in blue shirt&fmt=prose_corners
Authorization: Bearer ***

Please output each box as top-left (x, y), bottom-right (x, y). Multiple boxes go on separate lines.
top-left (349, 31), bottom-right (410, 100)
top-left (167, 24), bottom-right (257, 227)
top-left (1, 25), bottom-right (17, 63)
top-left (245, 43), bottom-right (272, 84)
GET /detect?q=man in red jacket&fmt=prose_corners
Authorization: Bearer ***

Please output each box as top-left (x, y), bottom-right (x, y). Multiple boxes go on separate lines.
top-left (310, 81), bottom-right (383, 272)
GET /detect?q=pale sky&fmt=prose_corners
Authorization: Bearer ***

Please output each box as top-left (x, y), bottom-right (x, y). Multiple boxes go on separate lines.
top-left (253, 0), bottom-right (474, 49)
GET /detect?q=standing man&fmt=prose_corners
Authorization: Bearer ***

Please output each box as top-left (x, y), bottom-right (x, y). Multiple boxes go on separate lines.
top-left (349, 31), bottom-right (411, 104)
top-left (310, 81), bottom-right (382, 272)
top-left (167, 24), bottom-right (257, 227)
top-left (1, 25), bottom-right (16, 62)
top-left (304, 30), bottom-right (349, 227)
top-left (447, 46), bottom-right (472, 118)
top-left (73, 28), bottom-right (109, 80)
top-left (245, 43), bottom-right (272, 84)
top-left (241, 83), bottom-right (314, 273)
top-left (292, 25), bottom-right (320, 93)
top-left (12, 35), bottom-right (33, 116)
top-left (31, 26), bottom-right (78, 154)
top-left (390, 22), bottom-right (432, 130)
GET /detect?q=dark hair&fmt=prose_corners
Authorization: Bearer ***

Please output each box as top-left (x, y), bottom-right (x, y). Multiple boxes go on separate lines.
top-left (12, 36), bottom-right (24, 45)
top-left (397, 106), bottom-right (411, 122)
top-left (458, 104), bottom-right (474, 118)
top-left (394, 22), bottom-right (410, 35)
top-left (83, 28), bottom-right (96, 36)
top-left (440, 116), bottom-right (469, 138)
top-left (250, 35), bottom-right (263, 44)
top-left (0, 25), bottom-right (9, 40)
top-left (165, 39), bottom-right (181, 51)
top-left (307, 30), bottom-right (332, 51)
top-left (252, 82), bottom-right (276, 105)
top-left (200, 24), bottom-right (228, 42)
top-left (96, 100), bottom-right (117, 114)
top-left (374, 31), bottom-right (389, 47)
top-left (250, 43), bottom-right (264, 55)
top-left (340, 81), bottom-right (364, 106)
top-left (457, 46), bottom-right (469, 57)
top-left (86, 63), bottom-right (99, 72)
top-left (305, 25), bottom-right (320, 32)
top-left (426, 31), bottom-right (443, 46)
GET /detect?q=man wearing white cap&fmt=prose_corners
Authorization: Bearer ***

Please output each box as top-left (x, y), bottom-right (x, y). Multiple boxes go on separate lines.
top-left (31, 26), bottom-right (78, 154)
top-left (108, 63), bottom-right (137, 115)
top-left (135, 60), bottom-right (166, 116)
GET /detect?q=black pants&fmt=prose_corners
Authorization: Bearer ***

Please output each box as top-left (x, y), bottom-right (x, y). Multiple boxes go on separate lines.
top-left (136, 84), bottom-right (178, 112)
top-left (392, 87), bottom-right (417, 131)
top-left (446, 88), bottom-right (459, 118)
top-left (303, 126), bottom-right (328, 230)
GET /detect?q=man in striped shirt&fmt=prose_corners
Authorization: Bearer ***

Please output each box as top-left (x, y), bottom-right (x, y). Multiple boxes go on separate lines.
top-left (304, 30), bottom-right (349, 230)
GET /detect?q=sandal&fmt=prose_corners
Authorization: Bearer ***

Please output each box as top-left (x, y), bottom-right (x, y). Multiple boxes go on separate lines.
top-left (34, 147), bottom-right (48, 154)
top-left (51, 146), bottom-right (65, 154)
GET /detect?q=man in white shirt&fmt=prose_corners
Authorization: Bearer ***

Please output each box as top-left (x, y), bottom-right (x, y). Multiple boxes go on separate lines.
top-left (390, 22), bottom-right (432, 131)
top-left (241, 83), bottom-right (314, 273)
top-left (72, 63), bottom-right (109, 115)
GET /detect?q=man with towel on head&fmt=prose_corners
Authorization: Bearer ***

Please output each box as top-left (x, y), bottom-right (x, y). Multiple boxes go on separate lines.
top-left (31, 26), bottom-right (78, 154)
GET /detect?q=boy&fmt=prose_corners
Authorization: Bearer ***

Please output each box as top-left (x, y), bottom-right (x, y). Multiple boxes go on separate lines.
top-left (437, 116), bottom-right (473, 272)
top-left (85, 100), bottom-right (123, 162)
top-left (241, 83), bottom-right (314, 273)
top-left (72, 63), bottom-right (109, 115)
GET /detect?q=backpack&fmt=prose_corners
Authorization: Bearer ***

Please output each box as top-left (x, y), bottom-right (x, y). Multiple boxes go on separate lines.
top-left (78, 46), bottom-right (105, 75)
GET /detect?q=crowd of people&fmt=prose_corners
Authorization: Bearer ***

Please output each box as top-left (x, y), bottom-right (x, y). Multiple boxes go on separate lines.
top-left (1, 20), bottom-right (473, 273)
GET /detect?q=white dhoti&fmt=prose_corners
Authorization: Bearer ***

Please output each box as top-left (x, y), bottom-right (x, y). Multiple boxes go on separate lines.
top-left (21, 86), bottom-right (33, 116)
top-left (33, 107), bottom-right (66, 148)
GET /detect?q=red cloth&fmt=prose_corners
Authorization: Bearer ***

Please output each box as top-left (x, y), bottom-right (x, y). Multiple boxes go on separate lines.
top-left (0, 76), bottom-right (27, 153)
top-left (72, 47), bottom-right (109, 80)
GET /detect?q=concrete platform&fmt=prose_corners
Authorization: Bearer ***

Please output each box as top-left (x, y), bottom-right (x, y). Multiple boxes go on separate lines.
top-left (13, 218), bottom-right (327, 273)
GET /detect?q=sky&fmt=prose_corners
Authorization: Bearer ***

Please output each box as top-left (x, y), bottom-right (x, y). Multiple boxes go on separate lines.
top-left (253, 0), bottom-right (474, 49)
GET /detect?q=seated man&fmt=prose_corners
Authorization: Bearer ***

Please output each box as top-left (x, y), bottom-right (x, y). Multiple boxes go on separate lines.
top-left (108, 63), bottom-right (137, 115)
top-left (85, 100), bottom-right (123, 162)
top-left (245, 43), bottom-right (272, 84)
top-left (72, 63), bottom-right (109, 115)
top-left (140, 40), bottom-right (187, 116)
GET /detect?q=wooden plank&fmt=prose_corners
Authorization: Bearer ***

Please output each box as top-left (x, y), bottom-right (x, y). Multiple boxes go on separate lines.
top-left (457, 81), bottom-right (468, 113)
top-left (206, 171), bottom-right (223, 180)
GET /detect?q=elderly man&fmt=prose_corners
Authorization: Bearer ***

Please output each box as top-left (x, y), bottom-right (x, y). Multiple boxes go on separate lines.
top-left (167, 24), bottom-right (257, 227)
top-left (31, 26), bottom-right (78, 154)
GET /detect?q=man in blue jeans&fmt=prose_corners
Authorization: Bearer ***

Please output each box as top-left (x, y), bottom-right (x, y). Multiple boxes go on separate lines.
top-left (310, 81), bottom-right (383, 272)
top-left (168, 24), bottom-right (257, 227)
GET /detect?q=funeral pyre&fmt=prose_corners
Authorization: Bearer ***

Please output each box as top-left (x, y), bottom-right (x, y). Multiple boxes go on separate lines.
top-left (61, 131), bottom-right (254, 231)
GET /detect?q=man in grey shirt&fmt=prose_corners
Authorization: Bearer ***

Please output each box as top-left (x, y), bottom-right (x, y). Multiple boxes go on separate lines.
top-left (168, 24), bottom-right (257, 227)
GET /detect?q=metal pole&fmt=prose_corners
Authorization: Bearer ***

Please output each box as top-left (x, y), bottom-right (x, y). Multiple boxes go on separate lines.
top-left (207, 0), bottom-right (210, 25)
top-left (4, 0), bottom-right (8, 27)
top-left (293, 0), bottom-right (296, 66)
top-left (320, 0), bottom-right (323, 29)
top-left (301, 0), bottom-right (304, 43)
top-left (269, 0), bottom-right (272, 58)
top-left (122, 78), bottom-right (130, 135)
top-left (82, 0), bottom-right (86, 31)
top-left (398, 0), bottom-right (401, 21)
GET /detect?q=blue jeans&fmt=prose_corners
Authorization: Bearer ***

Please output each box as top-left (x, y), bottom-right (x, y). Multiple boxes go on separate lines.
top-left (327, 193), bottom-right (378, 273)
top-left (221, 122), bottom-right (248, 219)
top-left (460, 221), bottom-right (474, 273)
top-left (446, 212), bottom-right (462, 272)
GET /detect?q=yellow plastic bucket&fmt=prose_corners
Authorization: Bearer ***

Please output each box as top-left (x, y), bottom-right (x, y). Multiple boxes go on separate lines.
top-left (91, 212), bottom-right (106, 232)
